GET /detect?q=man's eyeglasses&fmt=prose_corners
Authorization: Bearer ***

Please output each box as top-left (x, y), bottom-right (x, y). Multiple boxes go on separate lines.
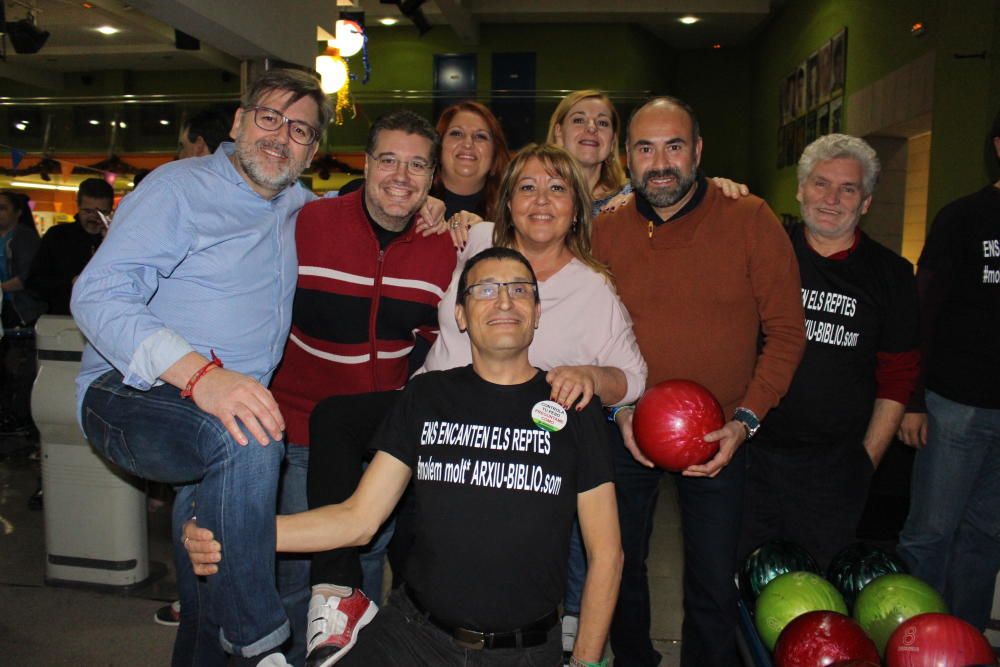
top-left (367, 153), bottom-right (434, 177)
top-left (463, 281), bottom-right (538, 301)
top-left (248, 106), bottom-right (320, 146)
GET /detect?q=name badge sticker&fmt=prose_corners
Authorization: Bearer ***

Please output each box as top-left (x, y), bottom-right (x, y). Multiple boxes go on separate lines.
top-left (532, 400), bottom-right (568, 432)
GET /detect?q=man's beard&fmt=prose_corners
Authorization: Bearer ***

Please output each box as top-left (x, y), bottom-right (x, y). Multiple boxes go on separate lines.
top-left (235, 137), bottom-right (305, 193)
top-left (634, 167), bottom-right (696, 208)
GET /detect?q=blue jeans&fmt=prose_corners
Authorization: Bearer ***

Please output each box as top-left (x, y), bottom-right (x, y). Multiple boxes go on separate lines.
top-left (82, 370), bottom-right (290, 660)
top-left (278, 444), bottom-right (311, 666)
top-left (610, 425), bottom-right (746, 667)
top-left (897, 390), bottom-right (1000, 631)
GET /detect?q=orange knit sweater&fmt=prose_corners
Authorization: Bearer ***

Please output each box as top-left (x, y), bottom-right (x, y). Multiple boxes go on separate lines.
top-left (592, 181), bottom-right (806, 419)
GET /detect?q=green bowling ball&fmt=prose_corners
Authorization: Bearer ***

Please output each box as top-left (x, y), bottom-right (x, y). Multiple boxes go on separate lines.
top-left (741, 540), bottom-right (821, 600)
top-left (852, 573), bottom-right (948, 656)
top-left (827, 542), bottom-right (907, 610)
top-left (755, 571), bottom-right (848, 651)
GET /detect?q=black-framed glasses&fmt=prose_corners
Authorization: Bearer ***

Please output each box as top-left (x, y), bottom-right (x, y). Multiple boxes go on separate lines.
top-left (248, 106), bottom-right (320, 146)
top-left (367, 153), bottom-right (434, 177)
top-left (463, 281), bottom-right (538, 301)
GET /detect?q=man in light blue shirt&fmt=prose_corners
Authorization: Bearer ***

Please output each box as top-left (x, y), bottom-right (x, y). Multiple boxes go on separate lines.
top-left (72, 68), bottom-right (331, 667)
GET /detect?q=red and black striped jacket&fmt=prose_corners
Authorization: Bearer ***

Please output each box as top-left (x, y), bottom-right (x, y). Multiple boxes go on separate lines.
top-left (270, 190), bottom-right (457, 445)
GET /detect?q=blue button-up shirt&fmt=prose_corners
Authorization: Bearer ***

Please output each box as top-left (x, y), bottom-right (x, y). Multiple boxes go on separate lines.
top-left (72, 143), bottom-right (314, 421)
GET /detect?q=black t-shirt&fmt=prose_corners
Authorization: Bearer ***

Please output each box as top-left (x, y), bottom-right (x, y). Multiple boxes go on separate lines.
top-left (374, 366), bottom-right (613, 631)
top-left (919, 186), bottom-right (1000, 408)
top-left (433, 185), bottom-right (486, 220)
top-left (760, 224), bottom-right (918, 444)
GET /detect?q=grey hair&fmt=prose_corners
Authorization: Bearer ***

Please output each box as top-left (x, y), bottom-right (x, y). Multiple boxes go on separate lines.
top-left (797, 134), bottom-right (880, 196)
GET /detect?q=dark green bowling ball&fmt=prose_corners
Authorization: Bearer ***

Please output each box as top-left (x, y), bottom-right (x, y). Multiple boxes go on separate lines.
top-left (741, 540), bottom-right (820, 601)
top-left (827, 542), bottom-right (908, 610)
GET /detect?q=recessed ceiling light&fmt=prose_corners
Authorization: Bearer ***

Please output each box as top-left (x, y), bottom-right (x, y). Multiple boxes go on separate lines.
top-left (379, 17), bottom-right (399, 26)
top-left (88, 119), bottom-right (99, 125)
top-left (119, 122), bottom-right (127, 129)
top-left (159, 119), bottom-right (170, 126)
top-left (14, 122), bottom-right (27, 131)
top-left (96, 26), bottom-right (120, 35)
top-left (679, 16), bottom-right (700, 25)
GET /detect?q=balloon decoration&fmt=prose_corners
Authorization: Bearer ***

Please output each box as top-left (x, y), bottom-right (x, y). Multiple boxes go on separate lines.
top-left (315, 19), bottom-right (369, 125)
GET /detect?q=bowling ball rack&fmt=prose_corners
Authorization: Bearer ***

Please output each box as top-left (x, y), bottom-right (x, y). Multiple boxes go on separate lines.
top-left (738, 593), bottom-right (776, 667)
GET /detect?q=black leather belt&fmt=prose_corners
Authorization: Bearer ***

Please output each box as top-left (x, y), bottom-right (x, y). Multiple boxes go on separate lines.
top-left (406, 588), bottom-right (558, 650)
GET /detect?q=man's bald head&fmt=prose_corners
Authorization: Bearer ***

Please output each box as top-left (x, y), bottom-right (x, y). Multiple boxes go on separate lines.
top-left (627, 96), bottom-right (700, 147)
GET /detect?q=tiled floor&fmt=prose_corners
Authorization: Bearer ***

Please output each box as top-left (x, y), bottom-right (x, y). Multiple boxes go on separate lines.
top-left (0, 431), bottom-right (690, 666)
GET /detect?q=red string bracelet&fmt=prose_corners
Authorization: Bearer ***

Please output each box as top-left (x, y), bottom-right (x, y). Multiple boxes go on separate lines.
top-left (180, 350), bottom-right (224, 399)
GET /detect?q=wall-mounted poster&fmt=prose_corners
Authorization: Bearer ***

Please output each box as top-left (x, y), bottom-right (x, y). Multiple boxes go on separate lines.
top-left (807, 51), bottom-right (819, 110)
top-left (830, 97), bottom-right (843, 133)
top-left (831, 28), bottom-right (847, 98)
top-left (817, 103), bottom-right (830, 137)
top-left (776, 26), bottom-right (846, 167)
top-left (818, 41), bottom-right (832, 104)
top-left (796, 63), bottom-right (807, 117)
top-left (783, 74), bottom-right (796, 124)
top-left (794, 116), bottom-right (806, 161)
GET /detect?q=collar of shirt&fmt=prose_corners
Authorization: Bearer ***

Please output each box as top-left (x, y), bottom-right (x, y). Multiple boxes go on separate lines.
top-left (635, 171), bottom-right (708, 226)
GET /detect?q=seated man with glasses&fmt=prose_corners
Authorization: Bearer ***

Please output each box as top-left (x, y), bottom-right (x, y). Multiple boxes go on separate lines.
top-left (186, 246), bottom-right (623, 667)
top-left (264, 109), bottom-right (458, 667)
top-left (27, 177), bottom-right (113, 315)
top-left (72, 69), bottom-right (331, 667)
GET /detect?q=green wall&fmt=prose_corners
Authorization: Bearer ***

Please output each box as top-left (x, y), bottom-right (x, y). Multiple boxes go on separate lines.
top-left (746, 0), bottom-right (1000, 221)
top-left (326, 23), bottom-right (673, 150)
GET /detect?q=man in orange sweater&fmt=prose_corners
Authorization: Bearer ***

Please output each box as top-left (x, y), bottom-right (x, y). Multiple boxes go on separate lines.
top-left (592, 97), bottom-right (806, 667)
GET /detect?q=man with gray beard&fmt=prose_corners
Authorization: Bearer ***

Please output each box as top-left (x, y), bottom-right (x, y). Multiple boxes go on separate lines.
top-left (591, 97), bottom-right (805, 667)
top-left (71, 68), bottom-right (331, 667)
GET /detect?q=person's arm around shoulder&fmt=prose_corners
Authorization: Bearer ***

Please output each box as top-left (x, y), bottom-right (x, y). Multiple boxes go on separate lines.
top-left (572, 481), bottom-right (622, 665)
top-left (184, 450), bottom-right (412, 574)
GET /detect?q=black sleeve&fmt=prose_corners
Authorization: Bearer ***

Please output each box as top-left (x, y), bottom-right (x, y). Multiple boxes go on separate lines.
top-left (372, 379), bottom-right (423, 468)
top-left (907, 205), bottom-right (960, 412)
top-left (573, 399), bottom-right (615, 493)
top-left (879, 256), bottom-right (920, 354)
top-left (25, 229), bottom-right (68, 308)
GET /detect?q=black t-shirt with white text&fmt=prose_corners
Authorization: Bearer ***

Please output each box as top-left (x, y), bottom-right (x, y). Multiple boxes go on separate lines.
top-left (374, 366), bottom-right (613, 631)
top-left (919, 185), bottom-right (1000, 408)
top-left (760, 224), bottom-right (918, 444)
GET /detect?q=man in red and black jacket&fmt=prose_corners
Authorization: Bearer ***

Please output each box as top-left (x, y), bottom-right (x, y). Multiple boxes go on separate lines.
top-left (268, 110), bottom-right (457, 667)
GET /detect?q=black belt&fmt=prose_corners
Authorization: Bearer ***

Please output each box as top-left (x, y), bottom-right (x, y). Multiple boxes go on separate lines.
top-left (406, 588), bottom-right (558, 650)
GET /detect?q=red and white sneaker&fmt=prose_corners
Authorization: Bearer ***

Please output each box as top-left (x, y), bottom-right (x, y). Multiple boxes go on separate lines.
top-left (304, 588), bottom-right (378, 667)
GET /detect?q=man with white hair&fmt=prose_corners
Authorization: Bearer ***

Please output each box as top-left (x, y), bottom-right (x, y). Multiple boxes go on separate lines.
top-left (739, 133), bottom-right (920, 569)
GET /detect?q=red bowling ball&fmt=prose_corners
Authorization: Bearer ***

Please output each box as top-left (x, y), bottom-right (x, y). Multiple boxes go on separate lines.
top-left (774, 611), bottom-right (881, 667)
top-left (632, 379), bottom-right (723, 471)
top-left (885, 612), bottom-right (997, 667)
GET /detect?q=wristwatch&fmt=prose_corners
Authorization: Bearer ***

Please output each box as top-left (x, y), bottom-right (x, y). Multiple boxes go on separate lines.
top-left (733, 407), bottom-right (760, 440)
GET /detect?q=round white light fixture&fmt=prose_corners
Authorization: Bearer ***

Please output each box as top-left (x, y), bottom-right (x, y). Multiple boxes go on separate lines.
top-left (159, 119), bottom-right (170, 126)
top-left (89, 119), bottom-right (99, 125)
top-left (679, 16), bottom-right (700, 25)
top-left (331, 19), bottom-right (364, 57)
top-left (379, 17), bottom-right (399, 26)
top-left (315, 54), bottom-right (349, 94)
top-left (96, 25), bottom-right (120, 35)
top-left (14, 122), bottom-right (27, 131)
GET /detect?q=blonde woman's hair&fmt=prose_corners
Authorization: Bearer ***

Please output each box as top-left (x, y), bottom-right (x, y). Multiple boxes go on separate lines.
top-left (546, 90), bottom-right (627, 199)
